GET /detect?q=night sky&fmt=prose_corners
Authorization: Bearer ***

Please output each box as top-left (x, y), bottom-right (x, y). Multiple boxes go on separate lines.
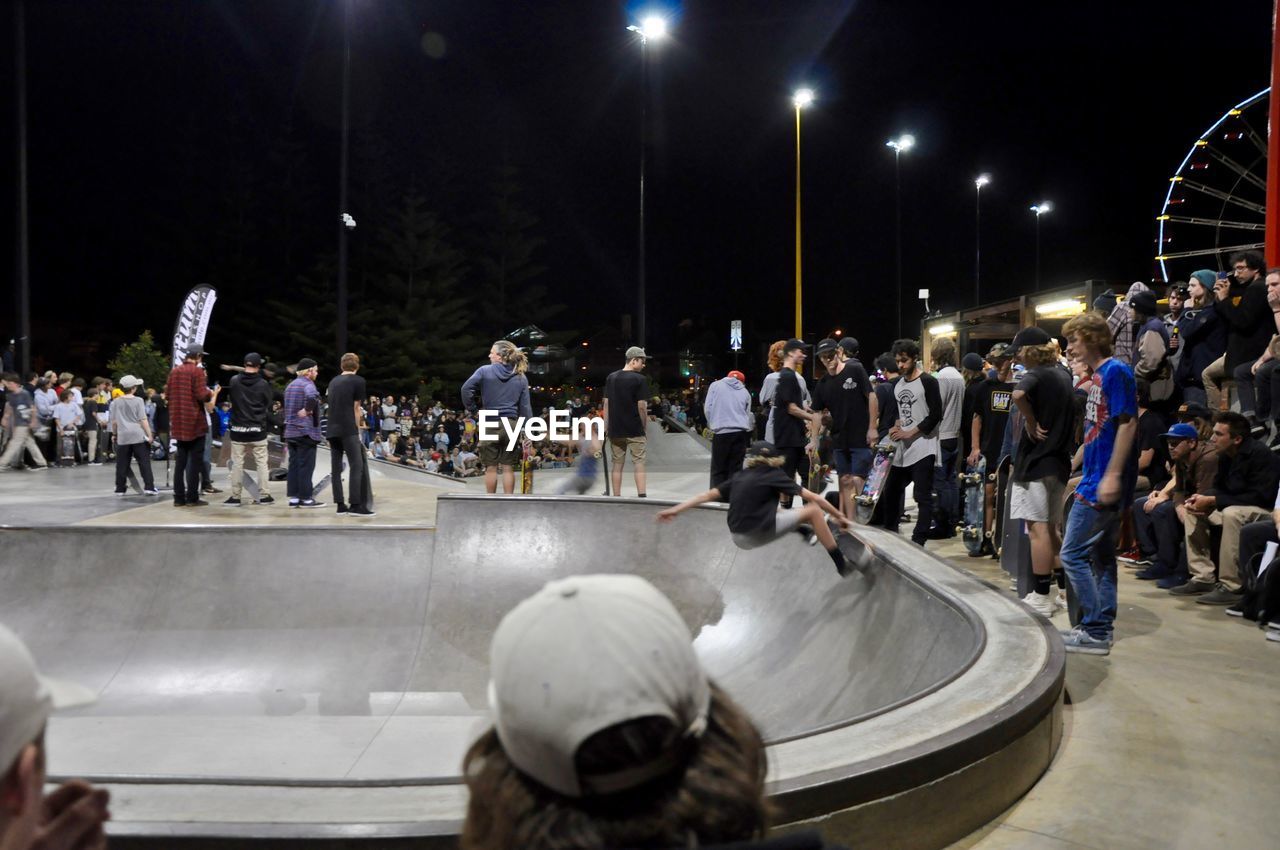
top-left (2, 0), bottom-right (1273, 376)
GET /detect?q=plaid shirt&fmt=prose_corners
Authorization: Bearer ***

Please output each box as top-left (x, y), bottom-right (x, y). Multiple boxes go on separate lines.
top-left (165, 362), bottom-right (212, 441)
top-left (283, 376), bottom-right (322, 442)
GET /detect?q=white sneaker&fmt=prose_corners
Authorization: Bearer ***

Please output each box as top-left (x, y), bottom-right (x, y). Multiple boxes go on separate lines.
top-left (1055, 590), bottom-right (1068, 610)
top-left (1021, 590), bottom-right (1060, 617)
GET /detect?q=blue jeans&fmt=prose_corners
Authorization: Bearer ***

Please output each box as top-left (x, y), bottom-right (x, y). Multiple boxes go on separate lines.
top-left (287, 437), bottom-right (318, 501)
top-left (1131, 495), bottom-right (1181, 570)
top-left (1061, 499), bottom-right (1120, 639)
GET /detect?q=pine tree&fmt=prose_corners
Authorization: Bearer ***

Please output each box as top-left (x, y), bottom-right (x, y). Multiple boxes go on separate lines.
top-left (106, 331), bottom-right (170, 392)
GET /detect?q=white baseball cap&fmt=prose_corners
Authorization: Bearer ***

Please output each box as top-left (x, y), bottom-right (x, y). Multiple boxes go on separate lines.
top-left (488, 574), bottom-right (711, 798)
top-left (119, 375), bottom-right (144, 389)
top-left (0, 624), bottom-right (95, 773)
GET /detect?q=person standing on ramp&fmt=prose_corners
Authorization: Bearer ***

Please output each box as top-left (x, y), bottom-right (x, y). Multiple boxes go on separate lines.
top-left (604, 346), bottom-right (650, 498)
top-left (462, 340), bottom-right (533, 495)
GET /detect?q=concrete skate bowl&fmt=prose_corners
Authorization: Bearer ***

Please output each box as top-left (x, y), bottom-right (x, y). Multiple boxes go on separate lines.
top-left (0, 496), bottom-right (1063, 849)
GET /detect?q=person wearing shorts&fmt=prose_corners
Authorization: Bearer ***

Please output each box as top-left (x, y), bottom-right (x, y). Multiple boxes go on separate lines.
top-left (658, 441), bottom-right (861, 576)
top-left (462, 340), bottom-right (533, 495)
top-left (604, 346), bottom-right (651, 497)
top-left (812, 338), bottom-right (877, 519)
top-left (1009, 327), bottom-right (1076, 617)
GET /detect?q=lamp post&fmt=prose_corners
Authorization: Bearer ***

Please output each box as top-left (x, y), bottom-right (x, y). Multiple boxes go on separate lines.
top-left (336, 0), bottom-right (352, 357)
top-left (974, 174), bottom-right (990, 306)
top-left (792, 87), bottom-right (814, 338)
top-left (886, 134), bottom-right (915, 338)
top-left (1030, 201), bottom-right (1053, 291)
top-left (626, 14), bottom-right (668, 348)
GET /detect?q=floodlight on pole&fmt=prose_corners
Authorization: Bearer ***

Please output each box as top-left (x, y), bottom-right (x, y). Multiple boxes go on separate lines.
top-left (793, 87), bottom-right (814, 337)
top-left (627, 14), bottom-right (669, 43)
top-left (887, 133), bottom-right (916, 336)
top-left (974, 174), bottom-right (991, 305)
top-left (1030, 201), bottom-right (1053, 291)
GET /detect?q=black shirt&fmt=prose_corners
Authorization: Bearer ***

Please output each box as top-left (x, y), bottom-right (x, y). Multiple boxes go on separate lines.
top-left (1013, 365), bottom-right (1074, 483)
top-left (325, 373), bottom-right (368, 439)
top-left (770, 368), bottom-right (807, 448)
top-left (813, 361), bottom-right (873, 450)
top-left (975, 376), bottom-right (1015, 462)
top-left (605, 369), bottom-right (648, 438)
top-left (718, 466), bottom-right (802, 534)
top-left (228, 371), bottom-right (276, 442)
top-left (1136, 408), bottom-right (1171, 490)
top-left (874, 379), bottom-right (898, 439)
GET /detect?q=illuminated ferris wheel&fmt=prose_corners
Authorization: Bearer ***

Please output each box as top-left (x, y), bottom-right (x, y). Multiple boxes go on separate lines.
top-left (1155, 87), bottom-right (1269, 281)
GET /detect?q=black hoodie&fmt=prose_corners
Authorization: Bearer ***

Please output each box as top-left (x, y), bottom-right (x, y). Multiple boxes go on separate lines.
top-left (228, 371), bottom-right (275, 442)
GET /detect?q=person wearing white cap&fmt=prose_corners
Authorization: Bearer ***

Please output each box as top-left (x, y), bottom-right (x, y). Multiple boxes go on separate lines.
top-left (461, 574), bottom-right (847, 850)
top-left (110, 375), bottom-right (158, 496)
top-left (0, 623), bottom-right (110, 850)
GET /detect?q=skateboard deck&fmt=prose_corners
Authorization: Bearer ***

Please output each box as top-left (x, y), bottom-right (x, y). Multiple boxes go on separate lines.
top-left (520, 443), bottom-right (534, 494)
top-left (59, 427), bottom-right (78, 464)
top-left (991, 456), bottom-right (1011, 556)
top-left (998, 462), bottom-right (1034, 592)
top-left (958, 456), bottom-right (987, 555)
top-left (807, 435), bottom-right (831, 493)
top-left (855, 440), bottom-right (897, 524)
top-left (835, 529), bottom-right (876, 575)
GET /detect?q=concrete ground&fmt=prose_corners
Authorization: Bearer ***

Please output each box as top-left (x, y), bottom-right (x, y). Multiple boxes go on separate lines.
top-left (3, 461), bottom-right (1277, 849)
top-left (935, 535), bottom-right (1279, 850)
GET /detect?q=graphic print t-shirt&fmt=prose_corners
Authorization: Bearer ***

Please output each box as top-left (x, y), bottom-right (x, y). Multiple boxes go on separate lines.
top-left (976, 378), bottom-right (1014, 462)
top-left (814, 362), bottom-right (873, 450)
top-left (1076, 358), bottom-right (1138, 505)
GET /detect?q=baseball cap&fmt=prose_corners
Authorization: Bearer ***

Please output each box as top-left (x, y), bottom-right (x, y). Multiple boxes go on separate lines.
top-left (1130, 291), bottom-right (1158, 316)
top-left (1162, 422), bottom-right (1199, 441)
top-left (0, 624), bottom-right (95, 774)
top-left (119, 375), bottom-right (143, 389)
top-left (838, 337), bottom-right (859, 356)
top-left (815, 338), bottom-right (839, 356)
top-left (961, 352), bottom-right (985, 372)
top-left (185, 344), bottom-right (206, 359)
top-left (625, 346), bottom-right (649, 360)
top-left (295, 358), bottom-right (318, 372)
top-left (783, 338), bottom-right (808, 354)
top-left (1177, 402), bottom-right (1213, 421)
top-left (488, 574), bottom-right (711, 798)
top-left (244, 352), bottom-right (263, 367)
top-left (727, 370), bottom-right (745, 383)
top-left (1006, 326), bottom-right (1052, 357)
top-left (746, 439), bottom-right (779, 459)
top-left (986, 343), bottom-right (1012, 360)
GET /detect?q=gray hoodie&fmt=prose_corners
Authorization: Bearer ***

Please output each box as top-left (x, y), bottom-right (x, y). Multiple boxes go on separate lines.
top-left (704, 376), bottom-right (752, 433)
top-left (461, 362), bottom-right (533, 419)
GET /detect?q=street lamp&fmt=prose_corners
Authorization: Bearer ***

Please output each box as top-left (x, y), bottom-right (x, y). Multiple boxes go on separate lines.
top-left (792, 87), bottom-right (814, 338)
top-left (974, 174), bottom-right (990, 306)
top-left (336, 0), bottom-right (353, 357)
top-left (886, 134), bottom-right (915, 337)
top-left (1030, 201), bottom-right (1053, 291)
top-left (626, 14), bottom-right (669, 348)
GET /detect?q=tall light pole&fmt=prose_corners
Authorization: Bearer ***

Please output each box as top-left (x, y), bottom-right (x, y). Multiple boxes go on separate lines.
top-left (627, 14), bottom-right (668, 348)
top-left (886, 134), bottom-right (915, 338)
top-left (792, 87), bottom-right (814, 338)
top-left (1030, 201), bottom-right (1053, 291)
top-left (14, 0), bottom-right (30, 375)
top-left (974, 174), bottom-right (990, 306)
top-left (336, 0), bottom-right (352, 357)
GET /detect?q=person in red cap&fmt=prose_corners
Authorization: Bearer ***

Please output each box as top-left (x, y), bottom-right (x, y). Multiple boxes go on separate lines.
top-left (703, 369), bottom-right (753, 488)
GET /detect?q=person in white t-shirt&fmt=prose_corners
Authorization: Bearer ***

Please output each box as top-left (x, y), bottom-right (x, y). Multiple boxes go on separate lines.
top-left (879, 338), bottom-right (943, 546)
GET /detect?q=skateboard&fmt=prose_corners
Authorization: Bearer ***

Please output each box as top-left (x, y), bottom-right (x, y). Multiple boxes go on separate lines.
top-left (854, 440), bottom-right (897, 524)
top-left (998, 462), bottom-right (1033, 592)
top-left (59, 426), bottom-right (78, 465)
top-left (807, 434), bottom-right (832, 493)
top-left (957, 456), bottom-right (988, 556)
top-left (991, 456), bottom-right (1011, 557)
top-left (520, 443), bottom-right (534, 494)
top-left (834, 528), bottom-right (877, 576)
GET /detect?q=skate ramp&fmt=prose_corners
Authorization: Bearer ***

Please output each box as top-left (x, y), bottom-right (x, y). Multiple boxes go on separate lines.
top-left (0, 495), bottom-right (1063, 849)
top-left (641, 418), bottom-right (712, 470)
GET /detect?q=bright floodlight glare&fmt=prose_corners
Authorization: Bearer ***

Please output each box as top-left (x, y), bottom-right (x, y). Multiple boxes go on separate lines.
top-left (793, 87), bottom-right (815, 109)
top-left (638, 14), bottom-right (668, 41)
top-left (886, 133), bottom-right (915, 152)
top-left (975, 174), bottom-right (991, 188)
top-left (1031, 201), bottom-right (1053, 215)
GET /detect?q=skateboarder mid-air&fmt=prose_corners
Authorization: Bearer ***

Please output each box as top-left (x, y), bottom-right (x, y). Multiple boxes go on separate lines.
top-left (657, 440), bottom-right (872, 577)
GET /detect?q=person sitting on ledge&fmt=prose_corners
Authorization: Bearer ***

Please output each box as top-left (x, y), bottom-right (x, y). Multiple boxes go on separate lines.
top-left (461, 574), bottom-right (849, 850)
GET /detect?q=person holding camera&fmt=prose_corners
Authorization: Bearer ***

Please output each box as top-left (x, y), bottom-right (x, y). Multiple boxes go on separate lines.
top-left (1201, 251), bottom-right (1269, 412)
